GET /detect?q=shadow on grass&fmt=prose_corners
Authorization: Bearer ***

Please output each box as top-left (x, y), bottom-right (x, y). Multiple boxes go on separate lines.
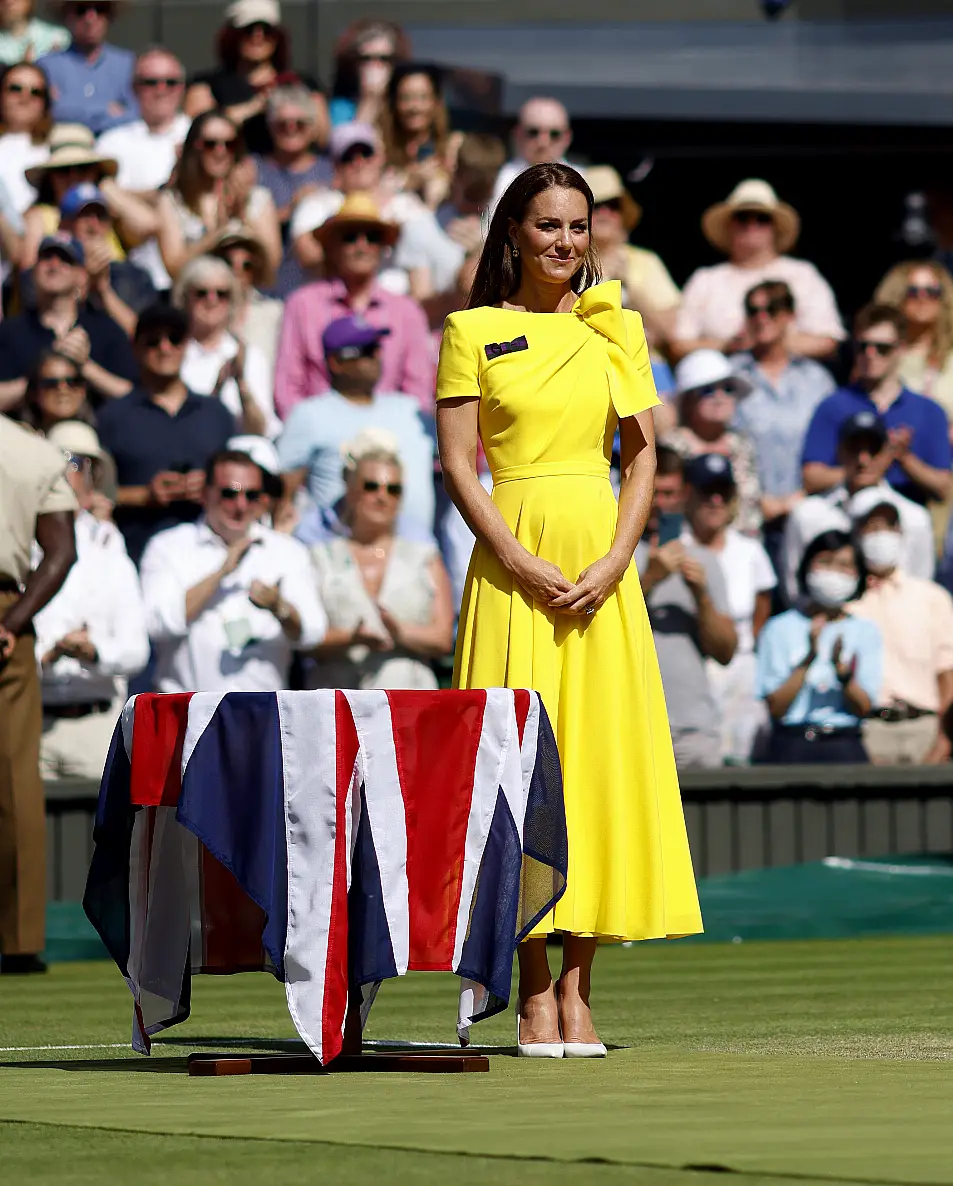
top-left (0, 1057), bottom-right (187, 1074)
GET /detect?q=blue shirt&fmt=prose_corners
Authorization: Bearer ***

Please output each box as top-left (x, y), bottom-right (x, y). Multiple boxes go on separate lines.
top-left (800, 385), bottom-right (951, 506)
top-left (39, 43), bottom-right (138, 135)
top-left (732, 353), bottom-right (836, 498)
top-left (756, 609), bottom-right (883, 727)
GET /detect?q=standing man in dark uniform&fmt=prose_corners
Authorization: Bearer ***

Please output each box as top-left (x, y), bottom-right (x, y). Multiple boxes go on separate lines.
top-left (0, 415), bottom-right (77, 973)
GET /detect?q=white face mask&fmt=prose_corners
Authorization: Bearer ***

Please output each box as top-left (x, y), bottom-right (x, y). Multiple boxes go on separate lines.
top-left (805, 569), bottom-right (857, 609)
top-left (860, 530), bottom-right (902, 571)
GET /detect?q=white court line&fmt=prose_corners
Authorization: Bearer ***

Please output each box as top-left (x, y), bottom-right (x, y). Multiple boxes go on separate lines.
top-left (1, 1039), bottom-right (466, 1054)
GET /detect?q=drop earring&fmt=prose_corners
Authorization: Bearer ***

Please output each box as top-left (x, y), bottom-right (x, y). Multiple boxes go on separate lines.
top-left (511, 243), bottom-right (520, 258)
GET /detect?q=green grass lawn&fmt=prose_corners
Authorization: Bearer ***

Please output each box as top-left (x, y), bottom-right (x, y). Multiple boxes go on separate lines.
top-left (2, 936), bottom-right (952, 1185)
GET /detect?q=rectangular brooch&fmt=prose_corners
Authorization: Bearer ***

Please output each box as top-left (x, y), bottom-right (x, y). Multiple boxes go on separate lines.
top-left (484, 335), bottom-right (529, 360)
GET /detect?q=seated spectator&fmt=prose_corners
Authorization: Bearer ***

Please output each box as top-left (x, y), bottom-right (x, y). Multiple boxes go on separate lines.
top-left (664, 349), bottom-right (761, 535)
top-left (586, 164), bottom-right (680, 352)
top-left (732, 280), bottom-right (836, 566)
top-left (96, 47), bottom-right (190, 292)
top-left (291, 121), bottom-right (458, 300)
top-left (140, 447), bottom-right (327, 692)
top-left (801, 304), bottom-right (952, 508)
top-left (210, 223), bottom-right (282, 375)
top-left (380, 62), bottom-right (461, 211)
top-left (279, 315), bottom-right (435, 536)
top-left (784, 411), bottom-right (934, 604)
top-left (39, 0), bottom-right (136, 135)
top-left (276, 192), bottom-right (434, 417)
top-left (155, 109), bottom-right (281, 282)
top-left (33, 419), bottom-right (147, 778)
top-left (20, 182), bottom-right (156, 330)
top-left (436, 129), bottom-right (503, 242)
top-left (635, 446), bottom-right (737, 769)
top-left (756, 529), bottom-right (882, 764)
top-left (96, 304), bottom-right (235, 565)
top-left (184, 0), bottom-right (328, 158)
top-left (255, 81), bottom-right (332, 297)
top-left (0, 232), bottom-right (136, 412)
top-left (16, 347), bottom-right (93, 432)
top-left (847, 493), bottom-right (953, 765)
top-left (682, 454), bottom-right (775, 764)
top-left (308, 433), bottom-right (452, 690)
top-left (672, 180), bottom-right (844, 362)
top-left (328, 19), bottom-right (408, 129)
top-left (0, 60), bottom-right (53, 218)
top-left (489, 96), bottom-right (571, 214)
top-left (171, 253), bottom-right (279, 437)
top-left (0, 0), bottom-right (68, 65)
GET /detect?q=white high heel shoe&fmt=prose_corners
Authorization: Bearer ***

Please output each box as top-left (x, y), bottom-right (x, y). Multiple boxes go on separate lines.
top-left (562, 1038), bottom-right (607, 1058)
top-left (515, 1001), bottom-right (564, 1058)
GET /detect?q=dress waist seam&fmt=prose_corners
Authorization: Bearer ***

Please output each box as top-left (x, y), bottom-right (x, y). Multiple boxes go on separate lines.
top-left (492, 462), bottom-right (611, 485)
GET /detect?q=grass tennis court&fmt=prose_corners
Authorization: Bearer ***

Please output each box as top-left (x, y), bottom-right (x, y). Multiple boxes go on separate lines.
top-left (2, 936), bottom-right (952, 1185)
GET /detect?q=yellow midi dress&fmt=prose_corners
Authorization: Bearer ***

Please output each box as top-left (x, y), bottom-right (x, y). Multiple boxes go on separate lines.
top-left (436, 281), bottom-right (703, 941)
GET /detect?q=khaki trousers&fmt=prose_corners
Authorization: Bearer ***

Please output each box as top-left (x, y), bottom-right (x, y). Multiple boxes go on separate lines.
top-left (41, 695), bottom-right (124, 781)
top-left (0, 592), bottom-right (46, 955)
top-left (862, 715), bottom-right (938, 766)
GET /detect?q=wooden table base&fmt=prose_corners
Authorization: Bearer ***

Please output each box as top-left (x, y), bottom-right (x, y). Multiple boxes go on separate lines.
top-left (187, 1051), bottom-right (490, 1075)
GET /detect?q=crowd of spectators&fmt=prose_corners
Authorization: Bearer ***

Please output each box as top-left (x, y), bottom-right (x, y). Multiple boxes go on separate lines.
top-left (5, 0), bottom-right (953, 779)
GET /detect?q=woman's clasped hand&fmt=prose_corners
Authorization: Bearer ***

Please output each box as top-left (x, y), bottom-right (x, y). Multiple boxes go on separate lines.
top-left (512, 550), bottom-right (625, 616)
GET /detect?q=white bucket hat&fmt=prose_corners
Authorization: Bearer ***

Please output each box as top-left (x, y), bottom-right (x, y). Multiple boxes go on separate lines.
top-left (674, 350), bottom-right (753, 399)
top-left (702, 179), bottom-right (800, 255)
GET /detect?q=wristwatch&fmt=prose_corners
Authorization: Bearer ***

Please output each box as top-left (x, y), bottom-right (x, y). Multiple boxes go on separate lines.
top-left (275, 599), bottom-right (293, 624)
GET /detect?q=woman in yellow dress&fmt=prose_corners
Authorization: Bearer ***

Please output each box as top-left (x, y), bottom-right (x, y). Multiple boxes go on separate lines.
top-left (436, 163), bottom-right (702, 1058)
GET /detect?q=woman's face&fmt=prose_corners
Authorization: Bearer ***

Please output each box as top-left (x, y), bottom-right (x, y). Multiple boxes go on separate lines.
top-left (0, 0), bottom-right (34, 27)
top-left (728, 209), bottom-right (776, 260)
top-left (395, 72), bottom-right (437, 138)
top-left (35, 357), bottom-right (86, 424)
top-left (809, 545), bottom-right (858, 581)
top-left (271, 103), bottom-right (312, 155)
top-left (196, 116), bottom-right (239, 181)
top-left (48, 163), bottom-right (99, 200)
top-left (510, 186), bottom-right (590, 291)
top-left (1, 64), bottom-right (47, 130)
top-left (687, 384), bottom-right (736, 432)
top-left (347, 459), bottom-right (402, 534)
top-left (237, 20), bottom-right (277, 63)
top-left (223, 245), bottom-right (255, 289)
top-left (590, 199), bottom-right (624, 247)
top-left (902, 265), bottom-right (944, 330)
top-left (187, 275), bottom-right (232, 334)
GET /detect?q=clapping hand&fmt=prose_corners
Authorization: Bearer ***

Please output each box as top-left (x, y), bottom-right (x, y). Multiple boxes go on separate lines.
top-left (831, 636), bottom-right (856, 685)
top-left (57, 627), bottom-right (97, 663)
top-left (149, 471), bottom-right (186, 506)
top-left (56, 326), bottom-right (91, 367)
top-left (887, 426), bottom-right (913, 463)
top-left (804, 614), bottom-right (825, 665)
top-left (352, 618), bottom-right (394, 651)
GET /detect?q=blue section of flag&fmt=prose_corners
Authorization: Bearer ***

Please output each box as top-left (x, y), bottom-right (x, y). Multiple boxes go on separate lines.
top-left (518, 701), bottom-right (568, 940)
top-left (348, 784), bottom-right (399, 986)
top-left (176, 693), bottom-right (289, 976)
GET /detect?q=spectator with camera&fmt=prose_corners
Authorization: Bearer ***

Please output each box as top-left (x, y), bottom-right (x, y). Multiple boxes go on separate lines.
top-left (140, 447), bottom-right (327, 693)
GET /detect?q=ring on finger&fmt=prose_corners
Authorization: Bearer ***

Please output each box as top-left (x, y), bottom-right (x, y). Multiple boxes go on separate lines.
top-left (585, 606), bottom-right (595, 615)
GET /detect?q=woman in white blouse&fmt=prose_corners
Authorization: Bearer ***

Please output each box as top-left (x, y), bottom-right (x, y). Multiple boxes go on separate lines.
top-left (171, 253), bottom-right (280, 438)
top-left (308, 433), bottom-right (453, 690)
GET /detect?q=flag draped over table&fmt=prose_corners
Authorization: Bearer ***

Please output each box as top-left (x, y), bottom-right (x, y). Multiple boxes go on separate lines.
top-left (84, 689), bottom-right (566, 1065)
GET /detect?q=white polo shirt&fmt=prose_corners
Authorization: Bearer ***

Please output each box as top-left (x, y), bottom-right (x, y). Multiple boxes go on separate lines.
top-left (140, 518), bottom-right (327, 693)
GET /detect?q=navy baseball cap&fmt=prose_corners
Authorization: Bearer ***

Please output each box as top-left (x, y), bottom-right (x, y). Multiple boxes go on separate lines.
top-left (322, 315), bottom-right (390, 358)
top-left (59, 183), bottom-right (109, 220)
top-left (684, 453), bottom-right (736, 490)
top-left (839, 410), bottom-right (887, 447)
top-left (38, 232), bottom-right (84, 265)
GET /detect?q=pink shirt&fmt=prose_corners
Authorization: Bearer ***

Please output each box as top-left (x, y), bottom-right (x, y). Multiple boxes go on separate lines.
top-left (274, 279), bottom-right (436, 419)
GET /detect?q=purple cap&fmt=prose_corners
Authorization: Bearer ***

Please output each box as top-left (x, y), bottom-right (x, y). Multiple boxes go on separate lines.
top-left (329, 121), bottom-right (380, 162)
top-left (38, 232), bottom-right (84, 265)
top-left (322, 315), bottom-right (389, 358)
top-left (60, 182), bottom-right (109, 220)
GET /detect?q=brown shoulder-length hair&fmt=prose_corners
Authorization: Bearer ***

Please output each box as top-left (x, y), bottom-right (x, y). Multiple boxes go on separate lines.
top-left (332, 19), bottom-right (411, 101)
top-left (174, 110), bottom-right (246, 215)
top-left (379, 62), bottom-right (449, 170)
top-left (874, 259), bottom-right (953, 365)
top-left (217, 22), bottom-right (290, 73)
top-left (0, 61), bottom-right (53, 145)
top-left (19, 350), bottom-right (94, 433)
top-left (466, 162), bottom-right (601, 309)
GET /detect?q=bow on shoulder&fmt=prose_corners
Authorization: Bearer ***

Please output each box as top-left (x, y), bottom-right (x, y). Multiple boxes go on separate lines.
top-left (573, 281), bottom-right (653, 419)
top-left (572, 280), bottom-right (630, 354)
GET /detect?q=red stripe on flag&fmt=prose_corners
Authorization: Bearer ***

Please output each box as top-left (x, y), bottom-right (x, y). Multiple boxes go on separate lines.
top-left (130, 693), bottom-right (194, 807)
top-left (322, 691), bottom-right (358, 1063)
top-left (514, 689), bottom-right (530, 747)
top-left (388, 689), bottom-right (487, 970)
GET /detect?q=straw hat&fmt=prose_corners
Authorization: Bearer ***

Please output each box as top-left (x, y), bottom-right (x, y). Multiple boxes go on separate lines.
top-left (585, 165), bottom-right (641, 231)
top-left (314, 192), bottom-right (399, 248)
top-left (26, 124), bottom-right (118, 188)
top-left (701, 179), bottom-right (800, 255)
top-left (209, 223), bottom-right (275, 289)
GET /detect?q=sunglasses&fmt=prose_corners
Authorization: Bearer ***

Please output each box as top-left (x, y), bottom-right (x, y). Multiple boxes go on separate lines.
top-left (198, 137), bottom-right (237, 152)
top-left (240, 21), bottom-right (276, 34)
top-left (523, 126), bottom-right (566, 141)
top-left (37, 249), bottom-right (77, 265)
top-left (693, 383), bottom-right (735, 399)
top-left (135, 76), bottom-right (184, 89)
top-left (4, 82), bottom-right (46, 98)
top-left (593, 198), bottom-right (622, 214)
top-left (906, 284), bottom-right (943, 301)
top-left (855, 339), bottom-right (897, 357)
top-left (698, 483), bottom-right (736, 501)
top-left (274, 118), bottom-right (309, 133)
top-left (339, 227), bottom-right (384, 245)
top-left (745, 297), bottom-right (793, 318)
top-left (193, 287), bottom-right (231, 301)
top-left (140, 328), bottom-right (186, 348)
top-left (229, 256), bottom-right (254, 273)
top-left (38, 375), bottom-right (83, 390)
top-left (363, 480), bottom-right (402, 497)
top-left (357, 51), bottom-right (395, 64)
top-left (732, 211), bottom-right (773, 227)
top-left (340, 144), bottom-right (375, 164)
top-left (67, 2), bottom-right (113, 14)
top-left (52, 164), bottom-right (97, 177)
top-left (333, 343), bottom-right (380, 361)
top-left (218, 485), bottom-right (262, 501)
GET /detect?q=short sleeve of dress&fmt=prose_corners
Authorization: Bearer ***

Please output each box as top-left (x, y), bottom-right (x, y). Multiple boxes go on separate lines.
top-left (612, 309), bottom-right (660, 419)
top-left (436, 313), bottom-right (481, 402)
